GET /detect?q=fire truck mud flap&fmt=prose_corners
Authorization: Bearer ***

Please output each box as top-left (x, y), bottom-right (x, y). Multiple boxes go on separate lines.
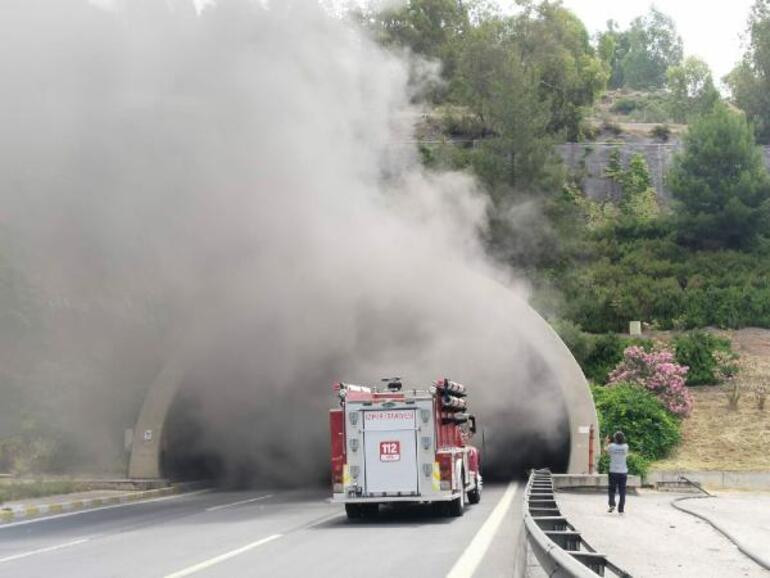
top-left (446, 461), bottom-right (466, 517)
top-left (468, 473), bottom-right (482, 504)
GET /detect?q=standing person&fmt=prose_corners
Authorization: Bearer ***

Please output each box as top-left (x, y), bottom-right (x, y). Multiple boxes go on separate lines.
top-left (606, 431), bottom-right (629, 515)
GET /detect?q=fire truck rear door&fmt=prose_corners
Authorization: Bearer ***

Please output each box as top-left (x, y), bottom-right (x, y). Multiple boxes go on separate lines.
top-left (362, 409), bottom-right (418, 495)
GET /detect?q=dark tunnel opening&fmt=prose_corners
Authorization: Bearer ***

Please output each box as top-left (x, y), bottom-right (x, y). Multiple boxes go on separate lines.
top-left (161, 379), bottom-right (572, 487)
top-left (480, 409), bottom-right (571, 483)
top-left (162, 389), bottom-right (226, 484)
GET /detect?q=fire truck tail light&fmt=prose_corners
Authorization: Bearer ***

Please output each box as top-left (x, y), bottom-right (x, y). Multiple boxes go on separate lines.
top-left (440, 480), bottom-right (451, 491)
top-left (351, 465), bottom-right (360, 479)
top-left (437, 454), bottom-right (453, 483)
top-left (333, 483), bottom-right (343, 493)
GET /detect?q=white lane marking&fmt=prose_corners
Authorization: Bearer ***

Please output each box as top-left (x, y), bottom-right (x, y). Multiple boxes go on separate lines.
top-left (205, 494), bottom-right (273, 512)
top-left (0, 538), bottom-right (89, 564)
top-left (446, 483), bottom-right (519, 578)
top-left (164, 534), bottom-right (283, 578)
top-left (0, 490), bottom-right (211, 530)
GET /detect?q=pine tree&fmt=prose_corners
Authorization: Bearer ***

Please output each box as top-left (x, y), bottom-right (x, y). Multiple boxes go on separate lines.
top-left (668, 104), bottom-right (770, 249)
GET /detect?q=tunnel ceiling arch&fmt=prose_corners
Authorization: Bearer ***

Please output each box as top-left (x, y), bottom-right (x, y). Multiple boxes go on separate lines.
top-left (128, 275), bottom-right (599, 480)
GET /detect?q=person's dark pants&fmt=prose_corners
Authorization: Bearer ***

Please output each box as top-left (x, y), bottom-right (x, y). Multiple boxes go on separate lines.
top-left (608, 472), bottom-right (627, 512)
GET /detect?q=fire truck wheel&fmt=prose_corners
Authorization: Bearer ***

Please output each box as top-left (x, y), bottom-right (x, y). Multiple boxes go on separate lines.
top-left (447, 493), bottom-right (465, 517)
top-left (361, 503), bottom-right (379, 518)
top-left (345, 504), bottom-right (363, 520)
top-left (468, 474), bottom-right (481, 504)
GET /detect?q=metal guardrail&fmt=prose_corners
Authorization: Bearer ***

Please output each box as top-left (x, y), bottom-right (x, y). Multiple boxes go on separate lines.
top-left (524, 469), bottom-right (632, 577)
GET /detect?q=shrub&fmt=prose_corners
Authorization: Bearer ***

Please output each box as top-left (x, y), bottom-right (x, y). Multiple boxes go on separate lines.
top-left (583, 333), bottom-right (625, 383)
top-left (592, 384), bottom-right (681, 461)
top-left (755, 385), bottom-right (767, 410)
top-left (581, 121), bottom-right (600, 141)
top-left (552, 319), bottom-right (594, 371)
top-left (598, 451), bottom-right (650, 478)
top-left (727, 382), bottom-right (742, 410)
top-left (0, 481), bottom-right (86, 505)
top-left (673, 331), bottom-right (735, 385)
top-left (650, 124), bottom-right (671, 142)
top-left (601, 119), bottom-right (623, 137)
top-left (552, 321), bottom-right (655, 384)
top-left (0, 435), bottom-right (58, 476)
top-left (583, 334), bottom-right (654, 384)
top-left (610, 97), bottom-right (640, 115)
top-left (608, 346), bottom-right (693, 417)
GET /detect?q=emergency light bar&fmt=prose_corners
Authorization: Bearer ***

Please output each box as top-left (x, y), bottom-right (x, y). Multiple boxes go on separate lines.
top-left (335, 382), bottom-right (373, 397)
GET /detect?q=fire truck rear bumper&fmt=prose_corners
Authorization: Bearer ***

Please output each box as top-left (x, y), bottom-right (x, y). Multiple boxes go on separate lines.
top-left (331, 493), bottom-right (459, 504)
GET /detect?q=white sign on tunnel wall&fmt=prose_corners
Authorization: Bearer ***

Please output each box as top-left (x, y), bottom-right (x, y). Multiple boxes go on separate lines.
top-left (144, 429), bottom-right (153, 441)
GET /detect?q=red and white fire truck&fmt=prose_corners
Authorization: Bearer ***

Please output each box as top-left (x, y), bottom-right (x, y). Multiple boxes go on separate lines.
top-left (329, 377), bottom-right (482, 519)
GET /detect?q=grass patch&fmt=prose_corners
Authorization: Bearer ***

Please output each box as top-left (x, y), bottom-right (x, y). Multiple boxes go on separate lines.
top-left (653, 385), bottom-right (770, 471)
top-left (654, 328), bottom-right (770, 471)
top-left (0, 480), bottom-right (87, 505)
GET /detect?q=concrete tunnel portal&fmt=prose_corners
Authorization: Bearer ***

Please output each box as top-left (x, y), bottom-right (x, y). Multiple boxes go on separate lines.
top-left (128, 280), bottom-right (599, 485)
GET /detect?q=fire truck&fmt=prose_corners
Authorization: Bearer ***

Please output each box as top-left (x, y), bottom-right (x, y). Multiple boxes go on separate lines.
top-left (329, 377), bottom-right (482, 519)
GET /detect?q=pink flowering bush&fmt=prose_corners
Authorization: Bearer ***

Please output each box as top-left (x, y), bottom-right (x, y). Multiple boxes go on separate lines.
top-left (608, 346), bottom-right (693, 418)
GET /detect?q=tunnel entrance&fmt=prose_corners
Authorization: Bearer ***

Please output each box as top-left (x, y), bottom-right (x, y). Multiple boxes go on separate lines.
top-left (160, 372), bottom-right (333, 488)
top-left (480, 409), bottom-right (571, 482)
top-left (160, 375), bottom-right (572, 486)
top-left (162, 387), bottom-right (225, 483)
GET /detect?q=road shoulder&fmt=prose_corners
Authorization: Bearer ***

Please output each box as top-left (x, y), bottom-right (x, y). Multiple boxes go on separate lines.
top-left (556, 489), bottom-right (769, 577)
top-left (0, 483), bottom-right (206, 525)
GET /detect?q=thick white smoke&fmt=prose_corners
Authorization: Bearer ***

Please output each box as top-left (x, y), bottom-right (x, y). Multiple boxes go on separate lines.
top-left (0, 0), bottom-right (568, 481)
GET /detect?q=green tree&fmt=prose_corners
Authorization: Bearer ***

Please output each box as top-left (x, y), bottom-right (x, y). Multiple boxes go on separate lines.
top-left (597, 19), bottom-right (630, 89)
top-left (668, 104), bottom-right (770, 249)
top-left (621, 8), bottom-right (683, 89)
top-left (449, 15), bottom-right (566, 267)
top-left (365, 0), bottom-right (470, 100)
top-left (666, 56), bottom-right (720, 123)
top-left (726, 0), bottom-right (770, 143)
top-left (514, 1), bottom-right (607, 140)
top-left (620, 154), bottom-right (660, 222)
top-left (453, 17), bottom-right (560, 193)
top-left (603, 151), bottom-right (659, 223)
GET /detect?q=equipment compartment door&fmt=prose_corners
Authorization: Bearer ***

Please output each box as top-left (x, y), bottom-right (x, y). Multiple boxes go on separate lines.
top-left (363, 409), bottom-right (418, 495)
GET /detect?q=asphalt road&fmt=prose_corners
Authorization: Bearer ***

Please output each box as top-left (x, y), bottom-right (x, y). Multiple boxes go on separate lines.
top-left (0, 483), bottom-right (523, 577)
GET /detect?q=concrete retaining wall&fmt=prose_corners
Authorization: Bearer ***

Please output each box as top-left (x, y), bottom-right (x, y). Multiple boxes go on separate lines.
top-left (552, 473), bottom-right (641, 490)
top-left (649, 470), bottom-right (770, 491)
top-left (556, 142), bottom-right (770, 203)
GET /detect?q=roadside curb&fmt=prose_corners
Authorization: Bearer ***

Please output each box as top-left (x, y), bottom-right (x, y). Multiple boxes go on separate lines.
top-left (0, 482), bottom-right (207, 524)
top-left (671, 495), bottom-right (770, 571)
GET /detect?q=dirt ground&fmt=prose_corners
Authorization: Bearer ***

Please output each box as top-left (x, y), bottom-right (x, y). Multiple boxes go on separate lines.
top-left (654, 328), bottom-right (770, 471)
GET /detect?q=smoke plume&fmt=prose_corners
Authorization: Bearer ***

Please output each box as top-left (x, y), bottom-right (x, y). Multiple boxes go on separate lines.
top-left (0, 0), bottom-right (569, 482)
